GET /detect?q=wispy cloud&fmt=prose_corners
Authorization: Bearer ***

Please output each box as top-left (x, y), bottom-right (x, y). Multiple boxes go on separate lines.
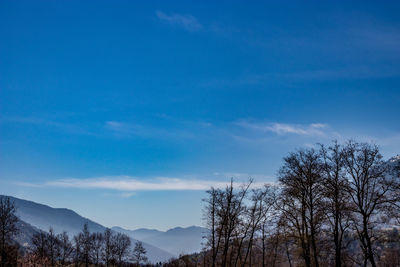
top-left (105, 121), bottom-right (144, 136)
top-left (348, 21), bottom-right (400, 54)
top-left (156, 11), bottom-right (202, 32)
top-left (236, 121), bottom-right (329, 136)
top-left (104, 120), bottom-right (197, 140)
top-left (101, 192), bottom-right (137, 198)
top-left (18, 176), bottom-right (271, 191)
top-left (0, 116), bottom-right (95, 136)
top-left (200, 66), bottom-right (400, 89)
top-left (1, 115), bottom-right (338, 146)
top-left (2, 116), bottom-right (213, 141)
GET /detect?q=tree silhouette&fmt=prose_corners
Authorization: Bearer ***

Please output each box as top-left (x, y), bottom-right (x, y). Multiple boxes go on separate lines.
top-left (0, 197), bottom-right (18, 267)
top-left (132, 241), bottom-right (147, 266)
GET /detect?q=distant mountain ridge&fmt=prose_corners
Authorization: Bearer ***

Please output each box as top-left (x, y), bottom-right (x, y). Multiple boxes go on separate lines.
top-left (112, 226), bottom-right (163, 241)
top-left (112, 225), bottom-right (208, 257)
top-left (7, 196), bottom-right (105, 236)
top-left (2, 195), bottom-right (174, 263)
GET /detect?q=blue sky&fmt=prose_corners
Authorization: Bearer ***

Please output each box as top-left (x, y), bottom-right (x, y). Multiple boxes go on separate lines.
top-left (1, 0), bottom-right (400, 230)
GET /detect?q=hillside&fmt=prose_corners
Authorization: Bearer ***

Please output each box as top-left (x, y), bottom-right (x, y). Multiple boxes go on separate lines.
top-left (2, 195), bottom-right (174, 263)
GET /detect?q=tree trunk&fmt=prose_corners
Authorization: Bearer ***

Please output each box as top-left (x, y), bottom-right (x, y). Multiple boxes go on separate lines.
top-left (364, 221), bottom-right (376, 267)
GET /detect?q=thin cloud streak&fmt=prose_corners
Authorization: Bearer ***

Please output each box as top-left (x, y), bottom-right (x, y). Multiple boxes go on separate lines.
top-left (0, 116), bottom-right (97, 136)
top-left (104, 120), bottom-right (197, 140)
top-left (156, 11), bottom-right (202, 32)
top-left (1, 115), bottom-right (337, 144)
top-left (200, 67), bottom-right (400, 89)
top-left (18, 176), bottom-right (272, 191)
top-left (236, 121), bottom-right (329, 136)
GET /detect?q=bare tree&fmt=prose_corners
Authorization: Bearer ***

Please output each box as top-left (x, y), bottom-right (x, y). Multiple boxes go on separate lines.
top-left (114, 232), bottom-right (131, 266)
top-left (102, 228), bottom-right (116, 267)
top-left (343, 141), bottom-right (399, 267)
top-left (0, 196), bottom-right (18, 267)
top-left (278, 148), bottom-right (325, 267)
top-left (74, 222), bottom-right (93, 267)
top-left (132, 241), bottom-right (147, 266)
top-left (219, 180), bottom-right (251, 267)
top-left (202, 187), bottom-right (221, 267)
top-left (383, 155), bottom-right (400, 226)
top-left (57, 231), bottom-right (73, 266)
top-left (320, 142), bottom-right (352, 267)
top-left (47, 227), bottom-right (60, 267)
top-left (91, 232), bottom-right (103, 266)
top-left (258, 186), bottom-right (278, 267)
top-left (31, 231), bottom-right (50, 262)
top-left (239, 186), bottom-right (276, 267)
top-left (73, 233), bottom-right (82, 267)
top-left (202, 179), bottom-right (252, 267)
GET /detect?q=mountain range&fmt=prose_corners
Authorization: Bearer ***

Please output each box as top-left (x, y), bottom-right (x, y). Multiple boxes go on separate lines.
top-left (4, 195), bottom-right (206, 262)
top-left (112, 225), bottom-right (207, 256)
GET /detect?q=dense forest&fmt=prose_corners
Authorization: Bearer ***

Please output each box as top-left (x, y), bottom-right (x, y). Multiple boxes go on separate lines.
top-left (1, 141), bottom-right (399, 267)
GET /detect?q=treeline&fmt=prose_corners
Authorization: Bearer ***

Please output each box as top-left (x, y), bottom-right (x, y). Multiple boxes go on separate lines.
top-left (26, 224), bottom-right (148, 267)
top-left (196, 141), bottom-right (400, 267)
top-left (0, 197), bottom-right (149, 267)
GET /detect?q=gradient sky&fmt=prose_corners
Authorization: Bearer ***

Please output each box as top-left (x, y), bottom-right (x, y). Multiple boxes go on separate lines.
top-left (1, 0), bottom-right (400, 231)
